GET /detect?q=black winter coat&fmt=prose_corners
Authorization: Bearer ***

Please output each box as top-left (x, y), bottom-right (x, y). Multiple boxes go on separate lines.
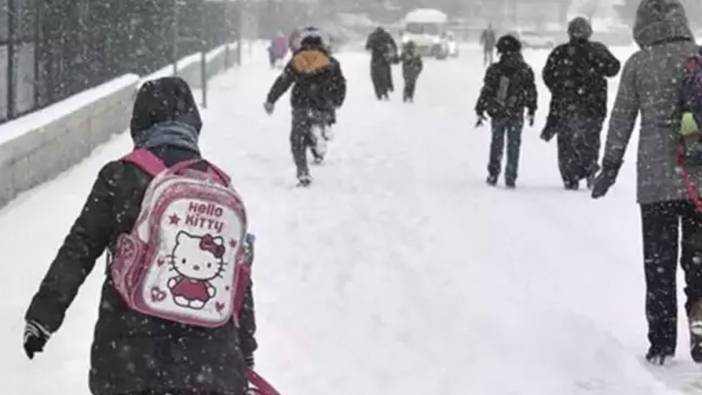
top-left (543, 39), bottom-right (621, 119)
top-left (366, 29), bottom-right (398, 65)
top-left (25, 78), bottom-right (257, 395)
top-left (476, 53), bottom-right (538, 119)
top-left (266, 47), bottom-right (346, 116)
top-left (402, 52), bottom-right (423, 81)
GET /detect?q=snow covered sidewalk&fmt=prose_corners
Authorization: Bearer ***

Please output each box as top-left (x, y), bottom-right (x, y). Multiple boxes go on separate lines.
top-left (0, 45), bottom-right (698, 394)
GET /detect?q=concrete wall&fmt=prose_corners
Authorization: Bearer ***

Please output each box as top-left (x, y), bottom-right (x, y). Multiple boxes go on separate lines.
top-left (0, 42), bottom-right (239, 208)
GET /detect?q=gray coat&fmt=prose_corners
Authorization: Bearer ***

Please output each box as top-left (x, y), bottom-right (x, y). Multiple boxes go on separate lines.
top-left (602, 0), bottom-right (698, 204)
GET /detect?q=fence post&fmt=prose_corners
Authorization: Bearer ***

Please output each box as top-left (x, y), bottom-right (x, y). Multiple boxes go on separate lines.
top-left (200, 2), bottom-right (207, 109)
top-left (172, 0), bottom-right (179, 75)
top-left (7, 0), bottom-right (16, 119)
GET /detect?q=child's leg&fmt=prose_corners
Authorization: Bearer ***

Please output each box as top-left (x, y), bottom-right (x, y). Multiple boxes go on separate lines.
top-left (290, 110), bottom-right (311, 178)
top-left (505, 117), bottom-right (524, 184)
top-left (488, 118), bottom-right (507, 179)
top-left (407, 76), bottom-right (417, 101)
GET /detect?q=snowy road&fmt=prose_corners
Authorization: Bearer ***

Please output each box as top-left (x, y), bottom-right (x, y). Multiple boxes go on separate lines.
top-left (2, 44), bottom-right (700, 394)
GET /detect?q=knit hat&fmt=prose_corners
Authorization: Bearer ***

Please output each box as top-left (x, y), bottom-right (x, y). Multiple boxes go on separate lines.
top-left (568, 17), bottom-right (593, 40)
top-left (634, 0), bottom-right (692, 47)
top-left (496, 35), bottom-right (522, 54)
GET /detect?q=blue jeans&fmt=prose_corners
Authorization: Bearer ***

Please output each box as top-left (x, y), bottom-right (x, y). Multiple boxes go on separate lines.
top-left (488, 116), bottom-right (523, 183)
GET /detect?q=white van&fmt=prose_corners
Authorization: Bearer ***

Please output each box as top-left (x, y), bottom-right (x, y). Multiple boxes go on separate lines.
top-left (401, 9), bottom-right (449, 59)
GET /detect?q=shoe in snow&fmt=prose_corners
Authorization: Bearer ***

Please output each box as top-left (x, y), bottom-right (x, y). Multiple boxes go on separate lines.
top-left (505, 180), bottom-right (516, 189)
top-left (646, 348), bottom-right (674, 366)
top-left (297, 175), bottom-right (312, 188)
top-left (312, 156), bottom-right (325, 165)
top-left (586, 174), bottom-right (596, 190)
top-left (564, 181), bottom-right (580, 191)
top-left (486, 175), bottom-right (498, 187)
top-left (690, 301), bottom-right (702, 363)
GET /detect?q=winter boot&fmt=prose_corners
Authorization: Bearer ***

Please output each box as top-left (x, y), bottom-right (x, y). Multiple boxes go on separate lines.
top-left (646, 347), bottom-right (675, 366)
top-left (486, 175), bottom-right (498, 187)
top-left (690, 300), bottom-right (702, 363)
top-left (297, 174), bottom-right (312, 188)
top-left (564, 180), bottom-right (580, 191)
top-left (505, 179), bottom-right (516, 189)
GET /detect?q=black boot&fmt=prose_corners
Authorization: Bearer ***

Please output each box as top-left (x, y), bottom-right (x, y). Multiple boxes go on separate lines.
top-left (486, 175), bottom-right (498, 186)
top-left (646, 346), bottom-right (675, 366)
top-left (564, 180), bottom-right (580, 191)
top-left (690, 301), bottom-right (702, 363)
top-left (505, 179), bottom-right (516, 189)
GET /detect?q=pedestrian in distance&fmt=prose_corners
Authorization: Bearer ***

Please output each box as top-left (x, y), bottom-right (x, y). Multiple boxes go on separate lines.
top-left (476, 35), bottom-right (538, 189)
top-left (542, 17), bottom-right (621, 191)
top-left (401, 41), bottom-right (423, 103)
top-left (480, 24), bottom-right (497, 66)
top-left (264, 27), bottom-right (347, 188)
top-left (591, 0), bottom-right (702, 366)
top-left (366, 26), bottom-right (398, 100)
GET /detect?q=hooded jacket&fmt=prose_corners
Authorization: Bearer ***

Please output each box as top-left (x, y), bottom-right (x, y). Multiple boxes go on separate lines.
top-left (601, 0), bottom-right (698, 204)
top-left (543, 20), bottom-right (620, 120)
top-left (266, 45), bottom-right (346, 115)
top-left (25, 77), bottom-right (257, 395)
top-left (476, 52), bottom-right (538, 119)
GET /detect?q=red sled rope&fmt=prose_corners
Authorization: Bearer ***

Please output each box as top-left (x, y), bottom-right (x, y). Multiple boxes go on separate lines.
top-left (677, 143), bottom-right (702, 212)
top-left (247, 369), bottom-right (282, 395)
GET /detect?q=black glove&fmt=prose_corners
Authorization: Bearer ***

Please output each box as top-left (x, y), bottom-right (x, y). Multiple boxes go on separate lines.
top-left (528, 113), bottom-right (535, 127)
top-left (24, 320), bottom-right (51, 359)
top-left (591, 161), bottom-right (622, 199)
top-left (263, 102), bottom-right (275, 115)
top-left (476, 113), bottom-right (487, 127)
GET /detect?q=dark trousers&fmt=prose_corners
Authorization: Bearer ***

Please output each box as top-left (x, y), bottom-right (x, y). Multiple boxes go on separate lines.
top-left (371, 61), bottom-right (393, 99)
top-left (641, 201), bottom-right (702, 355)
top-left (403, 75), bottom-right (418, 101)
top-left (557, 114), bottom-right (603, 184)
top-left (291, 109), bottom-right (329, 178)
top-left (291, 109), bottom-right (315, 178)
top-left (488, 117), bottom-right (523, 183)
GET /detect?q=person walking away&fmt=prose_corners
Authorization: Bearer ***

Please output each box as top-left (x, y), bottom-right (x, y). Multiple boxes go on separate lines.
top-left (23, 77), bottom-right (260, 394)
top-left (366, 27), bottom-right (398, 100)
top-left (590, 0), bottom-right (702, 366)
top-left (264, 27), bottom-right (347, 187)
top-left (476, 35), bottom-right (537, 189)
top-left (542, 17), bottom-right (621, 190)
top-left (480, 24), bottom-right (497, 66)
top-left (268, 32), bottom-right (289, 68)
top-left (401, 41), bottom-right (423, 103)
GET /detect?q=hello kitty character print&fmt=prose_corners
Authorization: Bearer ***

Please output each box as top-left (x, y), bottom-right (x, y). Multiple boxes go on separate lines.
top-left (110, 149), bottom-right (250, 328)
top-left (168, 232), bottom-right (226, 310)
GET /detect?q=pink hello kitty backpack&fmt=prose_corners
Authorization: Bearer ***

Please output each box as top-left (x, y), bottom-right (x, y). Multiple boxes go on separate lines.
top-left (111, 149), bottom-right (251, 328)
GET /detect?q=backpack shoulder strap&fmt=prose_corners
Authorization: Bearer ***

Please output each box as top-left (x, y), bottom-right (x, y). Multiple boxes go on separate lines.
top-left (123, 149), bottom-right (168, 177)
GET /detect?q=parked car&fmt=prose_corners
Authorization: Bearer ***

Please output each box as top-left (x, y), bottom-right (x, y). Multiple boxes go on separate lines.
top-left (402, 8), bottom-right (449, 59)
top-left (517, 31), bottom-right (555, 49)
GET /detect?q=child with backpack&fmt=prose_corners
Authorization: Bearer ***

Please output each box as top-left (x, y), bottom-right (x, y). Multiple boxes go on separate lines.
top-left (264, 26), bottom-right (347, 187)
top-left (401, 41), bottom-right (423, 103)
top-left (23, 77), bottom-right (277, 395)
top-left (475, 35), bottom-right (537, 189)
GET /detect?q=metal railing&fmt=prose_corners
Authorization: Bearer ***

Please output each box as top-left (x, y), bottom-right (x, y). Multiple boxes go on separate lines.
top-left (0, 0), bottom-right (242, 124)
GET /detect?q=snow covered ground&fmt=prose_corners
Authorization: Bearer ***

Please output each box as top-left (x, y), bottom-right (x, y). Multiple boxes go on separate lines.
top-left (2, 44), bottom-right (702, 394)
